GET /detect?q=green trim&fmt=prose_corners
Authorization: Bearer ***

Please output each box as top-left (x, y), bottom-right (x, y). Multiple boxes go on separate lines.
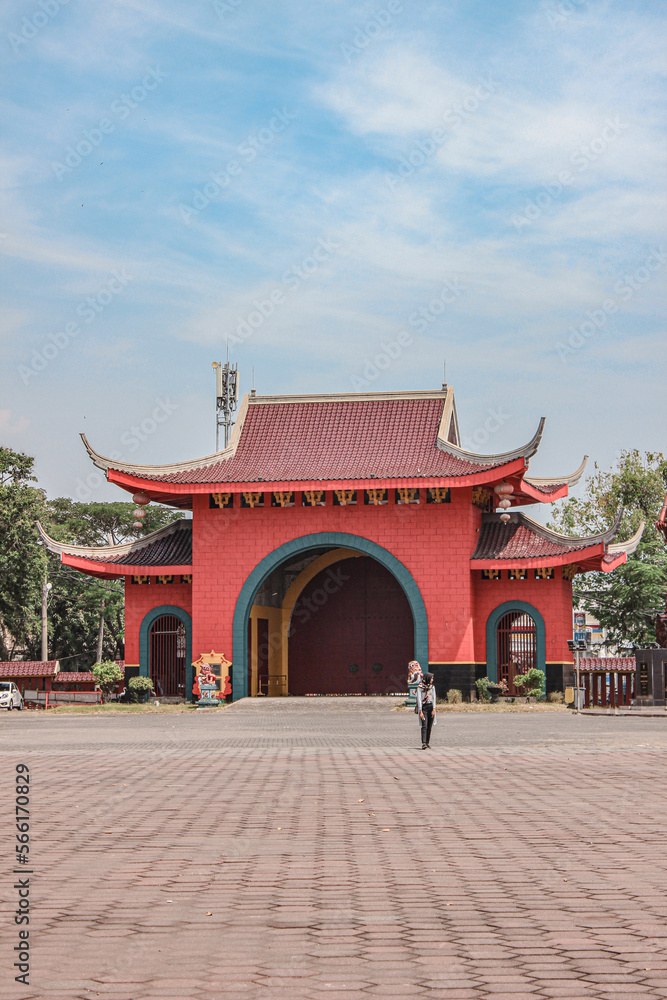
top-left (139, 605), bottom-right (193, 700)
top-left (232, 532), bottom-right (429, 700)
top-left (485, 600), bottom-right (546, 685)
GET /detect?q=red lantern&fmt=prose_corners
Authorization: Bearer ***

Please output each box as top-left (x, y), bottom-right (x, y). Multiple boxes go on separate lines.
top-left (494, 481), bottom-right (514, 515)
top-left (494, 481), bottom-right (514, 498)
top-left (133, 492), bottom-right (150, 506)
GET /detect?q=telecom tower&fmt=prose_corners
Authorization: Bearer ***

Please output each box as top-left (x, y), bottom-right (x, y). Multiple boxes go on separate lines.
top-left (211, 354), bottom-right (239, 450)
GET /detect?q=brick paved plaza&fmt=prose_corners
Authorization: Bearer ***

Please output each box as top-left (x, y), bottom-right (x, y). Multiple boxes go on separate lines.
top-left (2, 700), bottom-right (667, 1000)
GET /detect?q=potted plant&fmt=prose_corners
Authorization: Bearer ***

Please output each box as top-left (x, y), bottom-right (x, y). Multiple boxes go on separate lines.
top-left (476, 677), bottom-right (508, 703)
top-left (486, 677), bottom-right (508, 703)
top-left (128, 675), bottom-right (155, 703)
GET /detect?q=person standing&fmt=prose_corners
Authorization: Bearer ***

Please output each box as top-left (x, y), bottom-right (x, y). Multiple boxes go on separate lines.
top-left (416, 672), bottom-right (437, 749)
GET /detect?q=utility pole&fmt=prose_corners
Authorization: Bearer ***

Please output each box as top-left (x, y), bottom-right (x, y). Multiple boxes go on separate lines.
top-left (41, 578), bottom-right (51, 661)
top-left (212, 348), bottom-right (239, 450)
top-left (96, 596), bottom-right (105, 663)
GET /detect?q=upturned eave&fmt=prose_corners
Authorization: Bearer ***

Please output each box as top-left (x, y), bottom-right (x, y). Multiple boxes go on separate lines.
top-left (105, 458), bottom-right (531, 498)
top-left (60, 553), bottom-right (192, 580)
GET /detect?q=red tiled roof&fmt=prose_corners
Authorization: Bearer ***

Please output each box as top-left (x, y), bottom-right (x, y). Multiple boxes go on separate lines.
top-left (0, 661), bottom-right (59, 677)
top-left (147, 399), bottom-right (501, 484)
top-left (90, 523), bottom-right (191, 565)
top-left (578, 657), bottom-right (635, 671)
top-left (37, 520), bottom-right (191, 572)
top-left (91, 395), bottom-right (523, 486)
top-left (471, 512), bottom-right (622, 562)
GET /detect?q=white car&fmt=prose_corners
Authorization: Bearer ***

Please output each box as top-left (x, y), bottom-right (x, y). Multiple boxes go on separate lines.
top-left (0, 682), bottom-right (24, 710)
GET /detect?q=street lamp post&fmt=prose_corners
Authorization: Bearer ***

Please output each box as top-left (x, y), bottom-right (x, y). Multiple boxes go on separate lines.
top-left (568, 638), bottom-right (587, 713)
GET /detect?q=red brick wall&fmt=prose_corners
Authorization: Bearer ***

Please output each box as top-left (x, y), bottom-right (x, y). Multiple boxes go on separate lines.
top-left (190, 488), bottom-right (484, 665)
top-left (472, 570), bottom-right (574, 664)
top-left (124, 580), bottom-right (192, 664)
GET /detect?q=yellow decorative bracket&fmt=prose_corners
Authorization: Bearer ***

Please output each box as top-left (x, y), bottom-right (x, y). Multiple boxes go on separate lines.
top-left (242, 492), bottom-right (263, 508)
top-left (334, 489), bottom-right (356, 506)
top-left (211, 492), bottom-right (232, 507)
top-left (273, 491), bottom-right (294, 507)
top-left (397, 487), bottom-right (418, 504)
top-left (429, 487), bottom-right (451, 503)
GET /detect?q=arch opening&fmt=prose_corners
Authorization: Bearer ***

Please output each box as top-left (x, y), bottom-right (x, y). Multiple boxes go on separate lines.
top-left (496, 610), bottom-right (537, 695)
top-left (150, 614), bottom-right (187, 697)
top-left (232, 532), bottom-right (429, 700)
top-left (139, 605), bottom-right (193, 700)
top-left (485, 600), bottom-right (546, 685)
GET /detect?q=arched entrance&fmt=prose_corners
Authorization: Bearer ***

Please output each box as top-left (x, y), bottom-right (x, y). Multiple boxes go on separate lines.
top-left (139, 605), bottom-right (193, 700)
top-left (150, 614), bottom-right (187, 697)
top-left (232, 532), bottom-right (428, 700)
top-left (496, 610), bottom-right (537, 695)
top-left (485, 601), bottom-right (546, 685)
top-left (288, 556), bottom-right (413, 695)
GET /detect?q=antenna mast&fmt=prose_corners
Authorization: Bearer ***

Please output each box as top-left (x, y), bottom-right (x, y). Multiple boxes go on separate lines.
top-left (211, 350), bottom-right (239, 450)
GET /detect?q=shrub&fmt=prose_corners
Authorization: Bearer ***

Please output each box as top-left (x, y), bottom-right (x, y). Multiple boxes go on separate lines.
top-left (91, 660), bottom-right (124, 695)
top-left (446, 688), bottom-right (462, 704)
top-left (513, 668), bottom-right (546, 698)
top-left (128, 675), bottom-right (155, 702)
top-left (547, 691), bottom-right (564, 703)
top-left (475, 677), bottom-right (491, 703)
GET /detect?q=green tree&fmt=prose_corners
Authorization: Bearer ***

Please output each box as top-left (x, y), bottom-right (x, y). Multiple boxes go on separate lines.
top-left (45, 498), bottom-right (182, 546)
top-left (549, 450), bottom-right (667, 649)
top-left (92, 660), bottom-right (124, 695)
top-left (0, 444), bottom-right (184, 664)
top-left (37, 499), bottom-right (183, 667)
top-left (0, 448), bottom-right (45, 658)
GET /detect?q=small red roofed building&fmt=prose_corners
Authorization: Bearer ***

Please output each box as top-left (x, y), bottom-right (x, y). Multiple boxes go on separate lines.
top-left (39, 386), bottom-right (642, 701)
top-left (52, 672), bottom-right (98, 691)
top-left (0, 661), bottom-right (60, 698)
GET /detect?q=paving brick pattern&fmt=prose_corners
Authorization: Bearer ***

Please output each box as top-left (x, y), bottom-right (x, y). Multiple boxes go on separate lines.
top-left (1, 701), bottom-right (666, 1000)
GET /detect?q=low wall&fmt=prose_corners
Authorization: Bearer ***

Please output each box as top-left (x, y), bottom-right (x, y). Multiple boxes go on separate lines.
top-left (25, 691), bottom-right (102, 705)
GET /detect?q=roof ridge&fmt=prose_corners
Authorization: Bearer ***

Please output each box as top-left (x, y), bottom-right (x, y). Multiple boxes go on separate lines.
top-left (524, 455), bottom-right (588, 487)
top-left (607, 521), bottom-right (645, 555)
top-left (37, 518), bottom-right (190, 559)
top-left (437, 418), bottom-right (546, 467)
top-left (80, 391), bottom-right (250, 476)
top-left (249, 389), bottom-right (449, 404)
top-left (481, 508), bottom-right (624, 547)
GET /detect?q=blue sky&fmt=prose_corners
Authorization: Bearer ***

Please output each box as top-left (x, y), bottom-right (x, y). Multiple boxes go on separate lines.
top-left (1, 0), bottom-right (665, 506)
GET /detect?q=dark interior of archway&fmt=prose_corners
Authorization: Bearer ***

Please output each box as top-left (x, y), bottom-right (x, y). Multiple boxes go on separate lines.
top-left (149, 615), bottom-right (186, 697)
top-left (288, 556), bottom-right (413, 695)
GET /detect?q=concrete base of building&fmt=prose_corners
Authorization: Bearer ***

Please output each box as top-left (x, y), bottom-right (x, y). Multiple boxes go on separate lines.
top-left (548, 662), bottom-right (572, 694)
top-left (429, 663), bottom-right (478, 702)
